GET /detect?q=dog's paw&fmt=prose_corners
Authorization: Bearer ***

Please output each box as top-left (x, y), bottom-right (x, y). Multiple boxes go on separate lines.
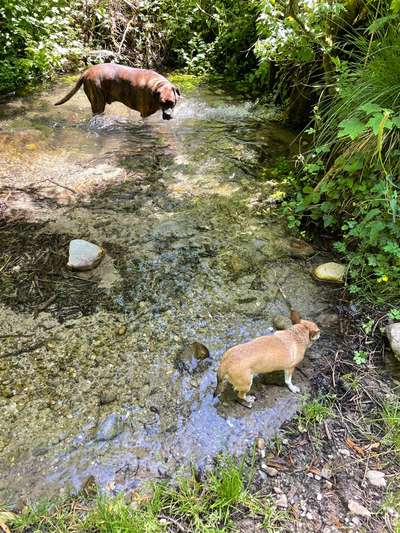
top-left (236, 395), bottom-right (256, 409)
top-left (245, 394), bottom-right (256, 403)
top-left (288, 384), bottom-right (300, 393)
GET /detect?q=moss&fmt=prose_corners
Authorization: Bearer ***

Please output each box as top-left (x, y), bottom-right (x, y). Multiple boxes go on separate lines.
top-left (168, 71), bottom-right (206, 92)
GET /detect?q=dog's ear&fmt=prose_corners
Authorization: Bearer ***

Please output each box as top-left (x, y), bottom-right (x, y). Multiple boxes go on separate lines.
top-left (290, 309), bottom-right (301, 324)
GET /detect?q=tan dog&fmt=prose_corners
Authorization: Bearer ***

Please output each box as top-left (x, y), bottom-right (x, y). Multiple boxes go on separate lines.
top-left (214, 311), bottom-right (320, 405)
top-left (55, 63), bottom-right (180, 120)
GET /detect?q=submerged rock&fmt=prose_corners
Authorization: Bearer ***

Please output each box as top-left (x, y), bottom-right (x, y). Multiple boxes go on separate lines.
top-left (313, 262), bottom-right (346, 283)
top-left (385, 323), bottom-right (400, 361)
top-left (272, 314), bottom-right (292, 330)
top-left (175, 341), bottom-right (210, 373)
top-left (318, 312), bottom-right (339, 328)
top-left (286, 237), bottom-right (314, 258)
top-left (96, 413), bottom-right (124, 441)
top-left (67, 239), bottom-right (104, 271)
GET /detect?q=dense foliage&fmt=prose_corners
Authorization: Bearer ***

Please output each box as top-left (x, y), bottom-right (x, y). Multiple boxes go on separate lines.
top-left (281, 4), bottom-right (400, 300)
top-left (1, 0), bottom-right (399, 300)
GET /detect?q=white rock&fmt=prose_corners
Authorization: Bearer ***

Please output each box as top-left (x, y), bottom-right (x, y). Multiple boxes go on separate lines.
top-left (276, 493), bottom-right (288, 508)
top-left (366, 470), bottom-right (386, 488)
top-left (313, 262), bottom-right (346, 283)
top-left (348, 500), bottom-right (371, 518)
top-left (321, 466), bottom-right (332, 480)
top-left (265, 466), bottom-right (278, 477)
top-left (256, 437), bottom-right (266, 450)
top-left (385, 323), bottom-right (400, 361)
top-left (338, 448), bottom-right (351, 457)
top-left (67, 239), bottom-right (104, 271)
top-left (261, 464), bottom-right (279, 477)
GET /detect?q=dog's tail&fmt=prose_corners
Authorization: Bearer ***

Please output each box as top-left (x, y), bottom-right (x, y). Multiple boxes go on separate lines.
top-left (54, 75), bottom-right (84, 106)
top-left (213, 367), bottom-right (226, 397)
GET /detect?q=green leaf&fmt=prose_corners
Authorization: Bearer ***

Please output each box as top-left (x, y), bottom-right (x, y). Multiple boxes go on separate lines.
top-left (392, 116), bottom-right (400, 128)
top-left (338, 118), bottom-right (366, 140)
top-left (368, 16), bottom-right (396, 33)
top-left (358, 102), bottom-right (383, 115)
top-left (323, 214), bottom-right (335, 227)
top-left (343, 156), bottom-right (364, 173)
top-left (364, 208), bottom-right (382, 222)
top-left (391, 0), bottom-right (400, 13)
top-left (367, 114), bottom-right (393, 135)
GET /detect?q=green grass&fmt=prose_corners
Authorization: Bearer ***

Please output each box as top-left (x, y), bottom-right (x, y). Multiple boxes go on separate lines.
top-left (6, 457), bottom-right (287, 533)
top-left (297, 395), bottom-right (334, 432)
top-left (168, 71), bottom-right (206, 92)
top-left (381, 398), bottom-right (400, 454)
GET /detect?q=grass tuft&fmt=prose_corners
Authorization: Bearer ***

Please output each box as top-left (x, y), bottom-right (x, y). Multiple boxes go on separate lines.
top-left (8, 456), bottom-right (287, 533)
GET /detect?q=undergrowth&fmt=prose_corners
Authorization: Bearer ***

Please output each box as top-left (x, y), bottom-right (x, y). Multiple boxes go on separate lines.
top-left (280, 22), bottom-right (400, 302)
top-left (5, 457), bottom-right (287, 532)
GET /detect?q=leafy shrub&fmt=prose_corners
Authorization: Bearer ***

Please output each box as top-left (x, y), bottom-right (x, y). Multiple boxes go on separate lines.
top-left (283, 28), bottom-right (400, 301)
top-left (0, 0), bottom-right (84, 94)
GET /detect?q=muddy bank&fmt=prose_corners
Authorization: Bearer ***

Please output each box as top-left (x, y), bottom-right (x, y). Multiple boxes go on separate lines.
top-left (0, 77), bottom-right (339, 506)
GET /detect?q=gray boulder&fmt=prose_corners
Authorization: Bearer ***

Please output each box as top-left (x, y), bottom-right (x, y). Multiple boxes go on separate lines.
top-left (385, 323), bottom-right (400, 361)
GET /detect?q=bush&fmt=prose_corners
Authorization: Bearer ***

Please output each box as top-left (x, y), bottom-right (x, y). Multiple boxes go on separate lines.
top-left (0, 0), bottom-right (84, 94)
top-left (282, 26), bottom-right (400, 301)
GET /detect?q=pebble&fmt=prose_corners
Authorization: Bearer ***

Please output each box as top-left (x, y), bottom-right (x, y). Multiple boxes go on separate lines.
top-left (338, 448), bottom-right (351, 457)
top-left (116, 325), bottom-right (127, 336)
top-left (321, 466), bottom-right (332, 480)
top-left (67, 239), bottom-right (104, 271)
top-left (275, 493), bottom-right (288, 508)
top-left (286, 237), bottom-right (315, 258)
top-left (348, 500), bottom-right (371, 518)
top-left (261, 464), bottom-right (279, 477)
top-left (366, 469), bottom-right (386, 488)
top-left (99, 391), bottom-right (117, 405)
top-left (256, 437), bottom-right (265, 450)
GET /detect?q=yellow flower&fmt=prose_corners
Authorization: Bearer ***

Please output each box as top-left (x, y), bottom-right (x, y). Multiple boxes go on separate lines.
top-left (377, 275), bottom-right (389, 283)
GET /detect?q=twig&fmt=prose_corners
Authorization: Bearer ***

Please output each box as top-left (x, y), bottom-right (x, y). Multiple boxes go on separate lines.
top-left (0, 333), bottom-right (34, 339)
top-left (324, 420), bottom-right (332, 441)
top-left (0, 339), bottom-right (48, 359)
top-left (34, 294), bottom-right (57, 317)
top-left (158, 514), bottom-right (187, 532)
top-left (43, 179), bottom-right (77, 194)
top-left (118, 16), bottom-right (135, 56)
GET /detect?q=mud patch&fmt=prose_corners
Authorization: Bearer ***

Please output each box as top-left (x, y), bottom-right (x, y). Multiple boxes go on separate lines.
top-left (0, 221), bottom-right (112, 321)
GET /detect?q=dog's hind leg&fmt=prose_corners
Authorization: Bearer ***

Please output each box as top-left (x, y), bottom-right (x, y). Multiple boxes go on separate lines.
top-left (284, 367), bottom-right (300, 393)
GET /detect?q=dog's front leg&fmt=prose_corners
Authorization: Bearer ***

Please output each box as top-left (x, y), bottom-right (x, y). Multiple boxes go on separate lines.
top-left (284, 368), bottom-right (300, 393)
top-left (236, 389), bottom-right (256, 408)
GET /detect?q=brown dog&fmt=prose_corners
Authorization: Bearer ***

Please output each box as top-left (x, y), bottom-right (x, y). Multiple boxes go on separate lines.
top-left (214, 310), bottom-right (320, 405)
top-left (55, 63), bottom-right (180, 120)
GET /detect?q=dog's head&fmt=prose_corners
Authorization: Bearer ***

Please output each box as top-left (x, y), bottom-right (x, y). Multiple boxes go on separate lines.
top-left (290, 309), bottom-right (320, 343)
top-left (158, 84), bottom-right (181, 120)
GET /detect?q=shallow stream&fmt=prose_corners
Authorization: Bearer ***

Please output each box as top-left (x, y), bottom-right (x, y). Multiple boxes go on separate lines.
top-left (0, 76), bottom-right (336, 505)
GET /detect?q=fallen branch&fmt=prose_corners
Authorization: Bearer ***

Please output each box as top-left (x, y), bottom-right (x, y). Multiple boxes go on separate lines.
top-left (34, 294), bottom-right (57, 317)
top-left (0, 339), bottom-right (48, 359)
